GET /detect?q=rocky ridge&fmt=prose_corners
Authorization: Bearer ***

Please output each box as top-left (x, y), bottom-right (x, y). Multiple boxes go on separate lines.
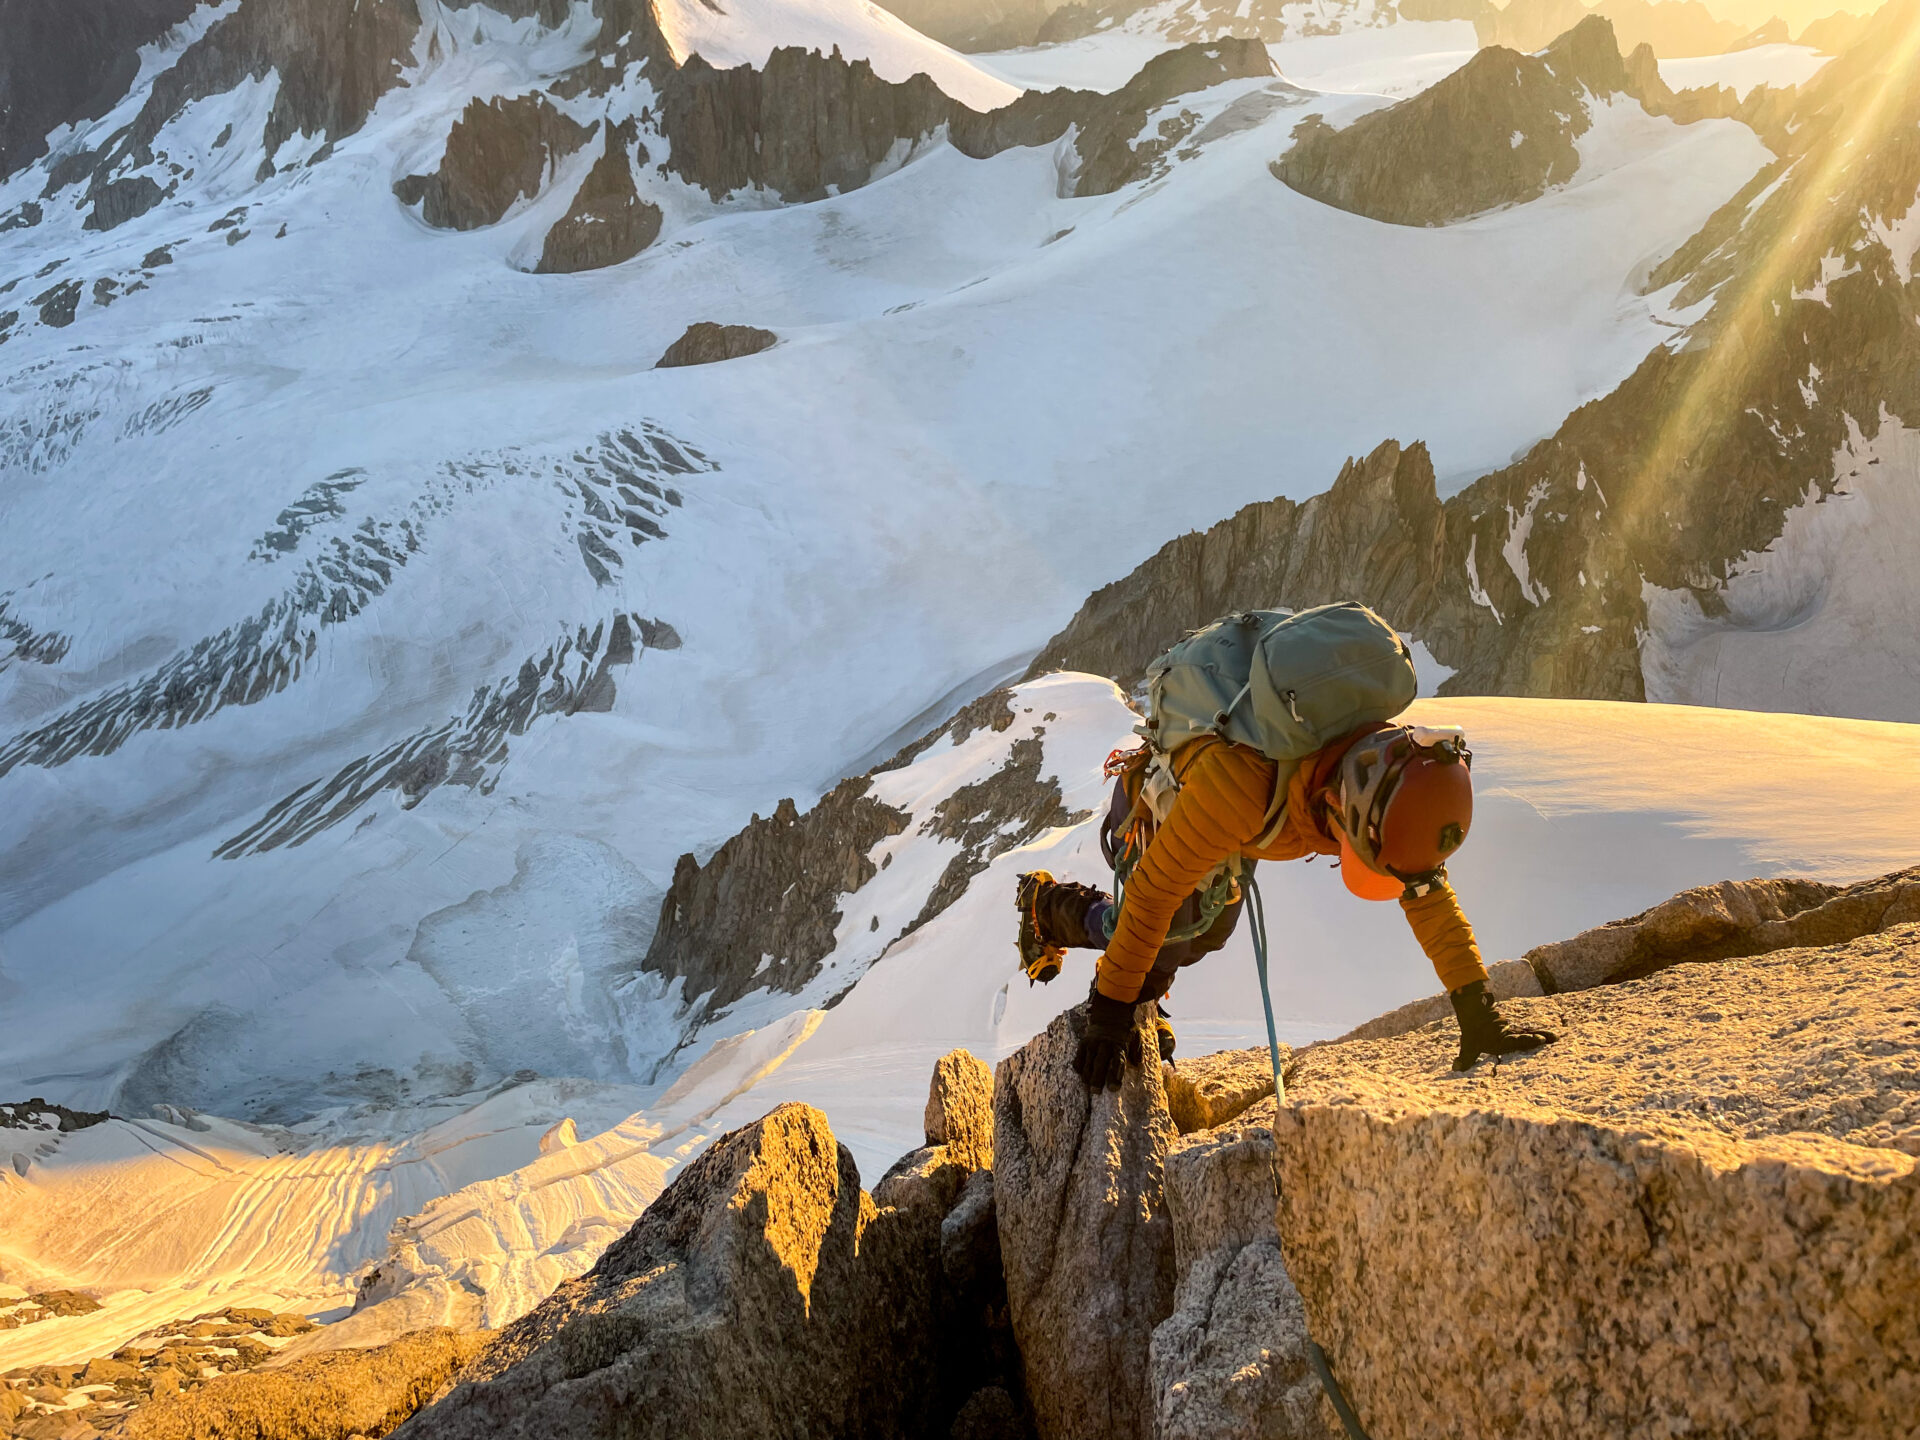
top-left (20, 864), bottom-right (1920, 1438)
top-left (392, 1053), bottom-right (1015, 1440)
top-left (1034, 0), bottom-right (1920, 707)
top-left (9, 0), bottom-right (1276, 299)
top-left (1274, 17), bottom-right (1683, 226)
top-left (638, 684), bottom-right (1094, 1055)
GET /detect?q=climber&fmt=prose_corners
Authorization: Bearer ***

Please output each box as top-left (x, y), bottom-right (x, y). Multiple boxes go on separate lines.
top-left (1015, 603), bottom-right (1557, 1089)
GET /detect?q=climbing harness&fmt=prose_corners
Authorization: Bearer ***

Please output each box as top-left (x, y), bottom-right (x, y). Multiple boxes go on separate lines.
top-left (1100, 742), bottom-right (1239, 947)
top-left (1246, 873), bottom-right (1374, 1440)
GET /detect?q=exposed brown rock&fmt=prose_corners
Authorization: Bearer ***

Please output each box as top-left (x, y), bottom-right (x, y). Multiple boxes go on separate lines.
top-left (925, 1048), bottom-right (995, 1169)
top-left (1274, 17), bottom-right (1665, 228)
top-left (394, 95), bottom-right (592, 231)
top-left (638, 777), bottom-right (906, 1026)
top-left (654, 322), bottom-right (779, 368)
top-left (1527, 866), bottom-right (1920, 992)
top-left (395, 1102), bottom-right (959, 1440)
top-left (1335, 956), bottom-right (1542, 1044)
top-left (993, 1000), bottom-right (1176, 1440)
top-left (122, 1327), bottom-right (490, 1440)
top-left (1273, 928), bottom-right (1920, 1439)
top-left (534, 120), bottom-right (661, 274)
top-left (1027, 438), bottom-right (1459, 688)
top-left (659, 47), bottom-right (953, 204)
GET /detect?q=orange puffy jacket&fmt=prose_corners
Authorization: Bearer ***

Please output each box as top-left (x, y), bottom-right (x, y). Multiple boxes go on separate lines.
top-left (1095, 732), bottom-right (1490, 1004)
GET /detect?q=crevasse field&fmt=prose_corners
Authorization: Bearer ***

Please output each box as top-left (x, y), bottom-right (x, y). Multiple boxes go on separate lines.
top-left (1, 0), bottom-right (1893, 1369)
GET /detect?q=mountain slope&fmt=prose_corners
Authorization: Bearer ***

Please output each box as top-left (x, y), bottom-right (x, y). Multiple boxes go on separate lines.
top-left (1043, 0), bottom-right (1920, 713)
top-left (0, 2), bottom-right (1767, 1126)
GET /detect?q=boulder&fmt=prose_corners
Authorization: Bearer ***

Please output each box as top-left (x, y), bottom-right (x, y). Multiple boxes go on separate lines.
top-left (122, 1328), bottom-right (489, 1440)
top-left (1150, 1117), bottom-right (1335, 1440)
top-left (993, 1001), bottom-right (1176, 1440)
top-left (1341, 866), bottom-right (1920, 1046)
top-left (1527, 868), bottom-right (1917, 993)
top-left (396, 1102), bottom-right (948, 1440)
top-left (1272, 926), bottom-right (1920, 1439)
top-left (1162, 1047), bottom-right (1278, 1133)
top-left (655, 322), bottom-right (779, 368)
top-left (926, 1048), bottom-right (995, 1168)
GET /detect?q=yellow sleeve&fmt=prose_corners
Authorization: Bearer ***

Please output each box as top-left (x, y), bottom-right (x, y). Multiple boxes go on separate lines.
top-left (1400, 880), bottom-right (1490, 994)
top-left (1095, 742), bottom-right (1272, 1003)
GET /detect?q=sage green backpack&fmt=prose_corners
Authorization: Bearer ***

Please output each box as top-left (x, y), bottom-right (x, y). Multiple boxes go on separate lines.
top-left (1139, 601), bottom-right (1418, 783)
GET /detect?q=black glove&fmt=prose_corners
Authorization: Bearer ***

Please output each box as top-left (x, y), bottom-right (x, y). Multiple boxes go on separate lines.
top-left (1449, 980), bottom-right (1557, 1071)
top-left (1072, 989), bottom-right (1140, 1090)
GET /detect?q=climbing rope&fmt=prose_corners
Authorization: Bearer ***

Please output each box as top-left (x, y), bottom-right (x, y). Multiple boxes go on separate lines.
top-left (1245, 875), bottom-right (1374, 1440)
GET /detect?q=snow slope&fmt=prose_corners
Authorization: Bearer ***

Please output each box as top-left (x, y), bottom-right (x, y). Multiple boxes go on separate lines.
top-left (0, 4), bottom-right (1773, 1135)
top-left (1642, 413), bottom-right (1920, 719)
top-left (974, 16), bottom-right (1479, 93)
top-left (1656, 42), bottom-right (1833, 96)
top-left (653, 0), bottom-right (1021, 108)
top-left (7, 675), bottom-right (1919, 1368)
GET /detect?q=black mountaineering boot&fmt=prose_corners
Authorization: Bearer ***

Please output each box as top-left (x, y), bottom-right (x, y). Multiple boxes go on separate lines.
top-left (1154, 1003), bottom-right (1176, 1062)
top-left (1015, 871), bottom-right (1110, 984)
top-left (1449, 980), bottom-right (1557, 1071)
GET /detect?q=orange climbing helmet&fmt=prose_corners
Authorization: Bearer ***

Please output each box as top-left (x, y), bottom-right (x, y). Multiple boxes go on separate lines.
top-left (1332, 726), bottom-right (1474, 900)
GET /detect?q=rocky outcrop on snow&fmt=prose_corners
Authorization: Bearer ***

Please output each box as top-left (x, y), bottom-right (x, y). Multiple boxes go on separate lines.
top-left (397, 1065), bottom-right (1017, 1440)
top-left (655, 322), bottom-right (778, 367)
top-left (54, 0), bottom-right (422, 228)
top-left (1028, 438), bottom-right (1468, 687)
top-left (640, 683), bottom-right (1092, 1038)
top-left (993, 1002), bottom-right (1175, 1440)
top-left (1037, 2), bottom-right (1920, 707)
top-left (658, 47), bottom-right (955, 205)
top-left (640, 781), bottom-right (912, 1020)
top-left (658, 38), bottom-right (1274, 205)
top-left (534, 121), bottom-right (661, 274)
top-left (1274, 17), bottom-right (1671, 226)
top-left (1274, 924), bottom-right (1920, 1438)
top-left (0, 1099), bottom-right (107, 1133)
top-left (395, 96), bottom-right (592, 231)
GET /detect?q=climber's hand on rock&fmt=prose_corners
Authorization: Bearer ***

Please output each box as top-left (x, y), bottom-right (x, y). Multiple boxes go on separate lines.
top-left (1072, 989), bottom-right (1139, 1090)
top-left (1449, 979), bottom-right (1557, 1071)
